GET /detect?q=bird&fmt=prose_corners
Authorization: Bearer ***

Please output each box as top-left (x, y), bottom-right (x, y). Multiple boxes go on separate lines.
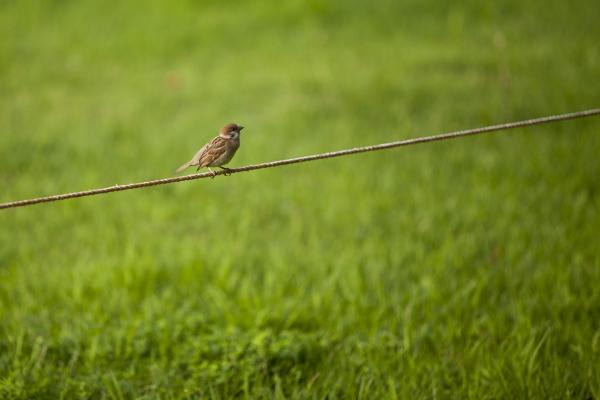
top-left (175, 123), bottom-right (244, 177)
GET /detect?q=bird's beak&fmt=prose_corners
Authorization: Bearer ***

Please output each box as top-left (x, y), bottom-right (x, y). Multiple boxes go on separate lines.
top-left (238, 126), bottom-right (244, 131)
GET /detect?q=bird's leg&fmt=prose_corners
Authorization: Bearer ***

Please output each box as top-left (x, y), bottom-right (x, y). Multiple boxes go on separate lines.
top-left (219, 166), bottom-right (233, 176)
top-left (207, 167), bottom-right (217, 179)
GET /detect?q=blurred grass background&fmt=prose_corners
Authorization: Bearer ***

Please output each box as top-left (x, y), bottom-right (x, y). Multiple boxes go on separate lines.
top-left (1, 0), bottom-right (599, 398)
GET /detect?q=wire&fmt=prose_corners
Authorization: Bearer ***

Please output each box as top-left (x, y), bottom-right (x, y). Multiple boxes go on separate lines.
top-left (1, 108), bottom-right (599, 210)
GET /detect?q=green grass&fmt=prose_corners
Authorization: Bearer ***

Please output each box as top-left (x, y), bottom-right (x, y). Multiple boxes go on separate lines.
top-left (1, 0), bottom-right (600, 398)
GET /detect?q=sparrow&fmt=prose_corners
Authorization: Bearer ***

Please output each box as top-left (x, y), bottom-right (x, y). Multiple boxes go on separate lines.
top-left (176, 123), bottom-right (244, 177)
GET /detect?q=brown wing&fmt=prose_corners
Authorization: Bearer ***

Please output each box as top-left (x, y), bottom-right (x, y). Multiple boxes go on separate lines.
top-left (194, 136), bottom-right (230, 167)
top-left (188, 142), bottom-right (210, 165)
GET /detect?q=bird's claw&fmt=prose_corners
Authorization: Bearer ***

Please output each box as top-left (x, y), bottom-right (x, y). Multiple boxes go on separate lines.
top-left (204, 168), bottom-right (217, 179)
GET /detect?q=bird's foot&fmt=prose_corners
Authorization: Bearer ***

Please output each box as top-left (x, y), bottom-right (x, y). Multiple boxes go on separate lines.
top-left (220, 167), bottom-right (233, 176)
top-left (208, 168), bottom-right (217, 179)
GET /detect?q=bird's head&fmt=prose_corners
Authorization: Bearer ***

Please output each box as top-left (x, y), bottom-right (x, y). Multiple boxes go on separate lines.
top-left (219, 123), bottom-right (244, 139)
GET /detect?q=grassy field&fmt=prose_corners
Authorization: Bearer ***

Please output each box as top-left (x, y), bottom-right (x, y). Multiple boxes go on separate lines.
top-left (1, 0), bottom-right (600, 398)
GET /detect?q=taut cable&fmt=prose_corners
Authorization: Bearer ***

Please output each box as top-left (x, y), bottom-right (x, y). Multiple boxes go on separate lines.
top-left (1, 108), bottom-right (599, 210)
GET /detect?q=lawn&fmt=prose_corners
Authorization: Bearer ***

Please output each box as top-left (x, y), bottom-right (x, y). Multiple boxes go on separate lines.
top-left (1, 0), bottom-right (599, 398)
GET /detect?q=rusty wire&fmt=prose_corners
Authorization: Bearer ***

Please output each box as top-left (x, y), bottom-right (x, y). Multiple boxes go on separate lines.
top-left (1, 108), bottom-right (599, 210)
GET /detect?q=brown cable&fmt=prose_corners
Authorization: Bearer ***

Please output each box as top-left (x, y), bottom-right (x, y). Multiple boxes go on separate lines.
top-left (1, 108), bottom-right (599, 210)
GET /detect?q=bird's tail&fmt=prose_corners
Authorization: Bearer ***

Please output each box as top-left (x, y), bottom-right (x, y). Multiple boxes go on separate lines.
top-left (175, 162), bottom-right (192, 173)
